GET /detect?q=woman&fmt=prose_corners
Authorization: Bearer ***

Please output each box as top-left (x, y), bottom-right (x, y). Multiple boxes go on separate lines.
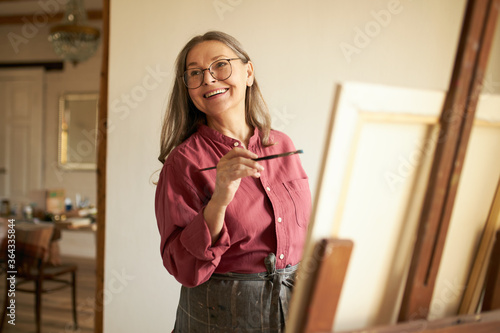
top-left (155, 31), bottom-right (311, 332)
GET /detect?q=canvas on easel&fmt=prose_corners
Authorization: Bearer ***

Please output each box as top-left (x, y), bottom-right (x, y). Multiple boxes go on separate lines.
top-left (286, 83), bottom-right (500, 332)
top-left (287, 82), bottom-right (445, 332)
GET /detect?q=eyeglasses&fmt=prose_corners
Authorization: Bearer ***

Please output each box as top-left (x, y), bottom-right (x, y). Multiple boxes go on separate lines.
top-left (182, 58), bottom-right (242, 89)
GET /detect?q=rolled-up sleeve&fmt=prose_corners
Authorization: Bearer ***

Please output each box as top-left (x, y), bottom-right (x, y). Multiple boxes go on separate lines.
top-left (155, 163), bottom-right (230, 287)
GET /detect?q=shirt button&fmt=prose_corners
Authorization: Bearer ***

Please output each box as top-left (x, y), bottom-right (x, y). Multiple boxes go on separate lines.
top-left (279, 254), bottom-right (285, 260)
top-left (277, 217), bottom-right (282, 223)
top-left (266, 186), bottom-right (271, 192)
top-left (233, 142), bottom-right (239, 147)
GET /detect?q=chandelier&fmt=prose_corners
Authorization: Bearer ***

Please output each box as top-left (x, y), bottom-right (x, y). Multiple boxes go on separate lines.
top-left (48, 0), bottom-right (101, 65)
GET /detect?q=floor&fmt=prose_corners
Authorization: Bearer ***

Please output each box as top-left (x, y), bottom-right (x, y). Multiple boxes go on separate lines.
top-left (0, 256), bottom-right (96, 333)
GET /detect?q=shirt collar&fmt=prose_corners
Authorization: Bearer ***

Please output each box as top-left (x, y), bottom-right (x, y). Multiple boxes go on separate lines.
top-left (198, 124), bottom-right (260, 148)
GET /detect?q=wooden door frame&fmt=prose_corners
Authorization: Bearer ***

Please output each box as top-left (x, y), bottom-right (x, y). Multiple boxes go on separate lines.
top-left (95, 0), bottom-right (109, 332)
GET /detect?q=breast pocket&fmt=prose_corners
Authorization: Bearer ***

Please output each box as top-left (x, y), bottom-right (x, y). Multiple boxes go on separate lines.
top-left (283, 178), bottom-right (312, 228)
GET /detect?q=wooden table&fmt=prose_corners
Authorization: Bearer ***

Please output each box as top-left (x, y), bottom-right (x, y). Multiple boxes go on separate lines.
top-left (0, 218), bottom-right (96, 266)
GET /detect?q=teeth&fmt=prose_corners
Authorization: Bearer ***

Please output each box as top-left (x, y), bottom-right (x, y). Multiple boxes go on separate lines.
top-left (205, 88), bottom-right (227, 98)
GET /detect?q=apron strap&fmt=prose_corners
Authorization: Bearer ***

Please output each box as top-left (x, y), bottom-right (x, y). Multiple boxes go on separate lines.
top-left (265, 253), bottom-right (285, 327)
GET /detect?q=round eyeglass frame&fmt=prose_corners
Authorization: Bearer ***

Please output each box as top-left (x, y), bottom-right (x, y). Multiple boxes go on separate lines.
top-left (182, 58), bottom-right (242, 89)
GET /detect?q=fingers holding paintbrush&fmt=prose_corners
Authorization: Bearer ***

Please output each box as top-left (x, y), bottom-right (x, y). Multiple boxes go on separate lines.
top-left (199, 149), bottom-right (303, 172)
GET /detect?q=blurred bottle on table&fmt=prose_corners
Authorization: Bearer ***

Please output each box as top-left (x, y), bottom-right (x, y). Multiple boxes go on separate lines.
top-left (0, 199), bottom-right (10, 217)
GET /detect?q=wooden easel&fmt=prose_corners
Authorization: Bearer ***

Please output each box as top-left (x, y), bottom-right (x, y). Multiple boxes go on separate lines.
top-left (288, 0), bottom-right (500, 332)
top-left (293, 238), bottom-right (500, 333)
top-left (302, 239), bottom-right (353, 333)
top-left (482, 230), bottom-right (500, 312)
top-left (316, 310), bottom-right (500, 333)
top-left (459, 177), bottom-right (500, 313)
top-left (399, 0), bottom-right (500, 320)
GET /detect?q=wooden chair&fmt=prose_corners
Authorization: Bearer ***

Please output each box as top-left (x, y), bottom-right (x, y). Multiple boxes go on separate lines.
top-left (0, 218), bottom-right (7, 275)
top-left (0, 223), bottom-right (78, 333)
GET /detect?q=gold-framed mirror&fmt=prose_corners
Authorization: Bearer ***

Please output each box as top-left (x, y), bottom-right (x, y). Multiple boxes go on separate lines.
top-left (58, 92), bottom-right (99, 170)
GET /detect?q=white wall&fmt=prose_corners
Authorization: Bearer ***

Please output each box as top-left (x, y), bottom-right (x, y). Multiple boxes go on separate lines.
top-left (44, 58), bottom-right (101, 209)
top-left (105, 0), bottom-right (467, 331)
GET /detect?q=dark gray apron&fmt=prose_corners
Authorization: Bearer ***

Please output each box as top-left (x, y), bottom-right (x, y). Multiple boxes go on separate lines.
top-left (173, 253), bottom-right (298, 333)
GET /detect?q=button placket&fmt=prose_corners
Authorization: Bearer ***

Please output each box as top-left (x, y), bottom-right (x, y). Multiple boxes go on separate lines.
top-left (262, 181), bottom-right (286, 266)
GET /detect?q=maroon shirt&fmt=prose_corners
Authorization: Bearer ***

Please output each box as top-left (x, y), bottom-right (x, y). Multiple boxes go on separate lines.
top-left (155, 125), bottom-right (311, 287)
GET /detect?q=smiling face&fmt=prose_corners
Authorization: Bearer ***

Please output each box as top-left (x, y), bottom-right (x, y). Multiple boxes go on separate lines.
top-left (185, 40), bottom-right (254, 121)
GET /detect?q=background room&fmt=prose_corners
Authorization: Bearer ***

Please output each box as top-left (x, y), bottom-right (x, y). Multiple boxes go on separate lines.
top-left (0, 0), bottom-right (102, 331)
top-left (1, 0), bottom-right (499, 332)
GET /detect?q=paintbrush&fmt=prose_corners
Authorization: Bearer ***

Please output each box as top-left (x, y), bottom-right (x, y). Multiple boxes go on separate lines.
top-left (199, 149), bottom-right (304, 172)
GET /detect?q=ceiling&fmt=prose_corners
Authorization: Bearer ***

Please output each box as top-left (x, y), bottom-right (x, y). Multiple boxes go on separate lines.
top-left (0, 0), bottom-right (102, 17)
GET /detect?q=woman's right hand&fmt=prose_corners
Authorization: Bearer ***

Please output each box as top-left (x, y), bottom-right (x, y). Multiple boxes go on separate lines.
top-left (211, 147), bottom-right (264, 207)
top-left (203, 147), bottom-right (264, 244)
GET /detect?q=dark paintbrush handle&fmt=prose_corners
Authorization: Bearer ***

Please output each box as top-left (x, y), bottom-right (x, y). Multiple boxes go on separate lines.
top-left (199, 149), bottom-right (304, 172)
